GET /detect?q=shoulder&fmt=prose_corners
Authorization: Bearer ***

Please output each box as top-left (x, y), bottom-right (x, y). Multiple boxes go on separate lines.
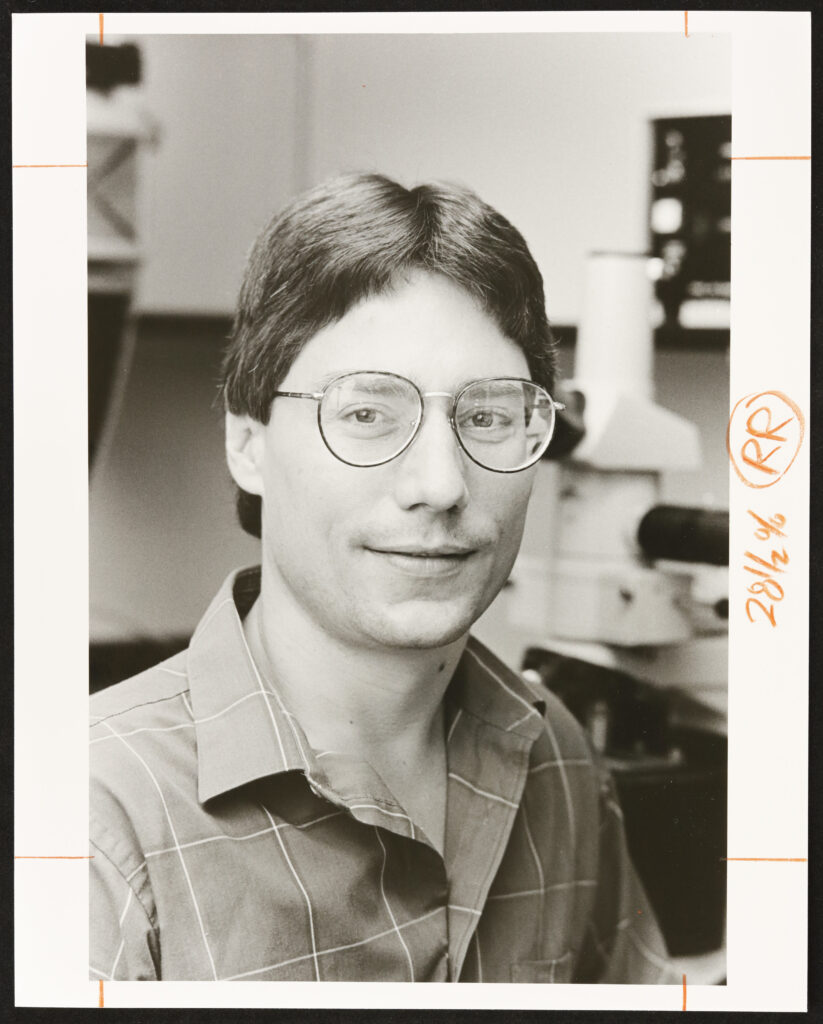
top-left (90, 649), bottom-right (190, 726)
top-left (90, 649), bottom-right (195, 780)
top-left (467, 636), bottom-right (595, 763)
top-left (90, 650), bottom-right (197, 873)
top-left (467, 639), bottom-right (605, 827)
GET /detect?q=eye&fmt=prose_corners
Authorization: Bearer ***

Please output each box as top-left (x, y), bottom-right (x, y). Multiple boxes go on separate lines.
top-left (460, 408), bottom-right (513, 430)
top-left (351, 407), bottom-right (379, 424)
top-left (468, 407), bottom-right (495, 428)
top-left (334, 403), bottom-right (402, 435)
top-left (335, 403), bottom-right (386, 423)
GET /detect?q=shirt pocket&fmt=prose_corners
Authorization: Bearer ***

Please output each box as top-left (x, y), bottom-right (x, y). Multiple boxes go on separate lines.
top-left (510, 951), bottom-right (575, 983)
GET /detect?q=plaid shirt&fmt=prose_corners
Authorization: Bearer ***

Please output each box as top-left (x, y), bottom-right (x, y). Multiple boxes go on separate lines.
top-left (90, 567), bottom-right (677, 983)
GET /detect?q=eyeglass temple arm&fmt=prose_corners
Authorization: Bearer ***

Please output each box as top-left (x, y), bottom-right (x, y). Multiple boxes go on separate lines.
top-left (272, 390), bottom-right (324, 401)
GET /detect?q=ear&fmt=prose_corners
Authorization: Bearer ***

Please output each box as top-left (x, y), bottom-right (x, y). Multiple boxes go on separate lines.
top-left (225, 412), bottom-right (266, 495)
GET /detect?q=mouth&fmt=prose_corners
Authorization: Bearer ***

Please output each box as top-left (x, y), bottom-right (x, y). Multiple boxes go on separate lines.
top-left (364, 545), bottom-right (478, 578)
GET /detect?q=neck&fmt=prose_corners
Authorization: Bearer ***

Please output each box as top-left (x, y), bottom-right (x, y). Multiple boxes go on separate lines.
top-left (243, 569), bottom-right (467, 761)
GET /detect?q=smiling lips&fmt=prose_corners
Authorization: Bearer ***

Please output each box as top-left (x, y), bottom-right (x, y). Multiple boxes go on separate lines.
top-left (365, 544), bottom-right (478, 578)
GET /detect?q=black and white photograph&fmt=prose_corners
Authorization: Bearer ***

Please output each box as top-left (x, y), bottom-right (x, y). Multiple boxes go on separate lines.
top-left (86, 31), bottom-right (733, 986)
top-left (12, 10), bottom-right (812, 1012)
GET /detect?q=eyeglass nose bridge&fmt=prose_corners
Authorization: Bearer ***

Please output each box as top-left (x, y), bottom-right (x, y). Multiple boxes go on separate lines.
top-left (398, 389), bottom-right (466, 466)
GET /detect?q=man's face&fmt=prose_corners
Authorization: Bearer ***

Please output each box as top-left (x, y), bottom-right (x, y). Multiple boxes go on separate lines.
top-left (245, 271), bottom-right (538, 651)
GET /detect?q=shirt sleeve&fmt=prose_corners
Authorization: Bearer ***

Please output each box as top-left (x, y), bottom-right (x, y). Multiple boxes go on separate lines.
top-left (89, 841), bottom-right (160, 981)
top-left (575, 768), bottom-right (681, 985)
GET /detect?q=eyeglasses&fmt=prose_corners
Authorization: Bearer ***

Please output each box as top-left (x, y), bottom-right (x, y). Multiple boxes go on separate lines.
top-left (272, 371), bottom-right (563, 473)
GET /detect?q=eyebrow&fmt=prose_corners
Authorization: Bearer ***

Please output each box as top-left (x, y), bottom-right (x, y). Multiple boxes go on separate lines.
top-left (313, 370), bottom-right (360, 390)
top-left (311, 371), bottom-right (534, 398)
top-left (313, 371), bottom-right (504, 392)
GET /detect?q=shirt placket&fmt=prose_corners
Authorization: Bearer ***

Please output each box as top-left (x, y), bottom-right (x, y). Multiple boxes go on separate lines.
top-left (443, 714), bottom-right (537, 978)
top-left (306, 751), bottom-right (452, 981)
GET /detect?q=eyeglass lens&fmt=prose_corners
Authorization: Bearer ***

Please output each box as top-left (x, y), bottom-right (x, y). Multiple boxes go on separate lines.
top-left (319, 372), bottom-right (555, 471)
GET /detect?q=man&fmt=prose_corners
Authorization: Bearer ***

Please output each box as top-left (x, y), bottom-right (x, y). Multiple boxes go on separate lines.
top-left (90, 173), bottom-right (676, 983)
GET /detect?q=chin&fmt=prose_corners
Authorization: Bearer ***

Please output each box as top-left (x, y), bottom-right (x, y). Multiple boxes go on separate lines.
top-left (362, 600), bottom-right (483, 650)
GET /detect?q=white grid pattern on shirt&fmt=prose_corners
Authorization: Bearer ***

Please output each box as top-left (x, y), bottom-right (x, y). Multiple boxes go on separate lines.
top-left (486, 878), bottom-right (597, 901)
top-left (235, 612), bottom-right (315, 774)
top-left (98, 717), bottom-right (219, 980)
top-left (140, 809), bottom-right (345, 861)
top-left (448, 904), bottom-right (481, 916)
top-left (92, 574), bottom-right (676, 984)
top-left (521, 802), bottom-right (545, 948)
top-left (447, 772), bottom-right (518, 809)
top-left (348, 803), bottom-right (416, 839)
top-left (540, 711), bottom-right (576, 839)
top-left (233, 612), bottom-right (292, 769)
top-left (89, 690), bottom-right (187, 731)
top-left (468, 642), bottom-right (577, 840)
top-left (466, 646), bottom-right (541, 727)
top-left (222, 905), bottom-right (445, 981)
top-left (159, 666), bottom-right (187, 678)
top-left (374, 828), bottom-right (415, 981)
top-left (446, 708), bottom-right (462, 744)
top-left (507, 708), bottom-right (537, 732)
top-left (89, 690), bottom-right (267, 746)
top-left (260, 804), bottom-right (320, 980)
top-left (528, 758), bottom-right (592, 775)
top-left (108, 888), bottom-right (133, 978)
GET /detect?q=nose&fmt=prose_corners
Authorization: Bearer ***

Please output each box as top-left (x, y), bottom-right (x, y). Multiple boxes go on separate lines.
top-left (392, 406), bottom-right (469, 513)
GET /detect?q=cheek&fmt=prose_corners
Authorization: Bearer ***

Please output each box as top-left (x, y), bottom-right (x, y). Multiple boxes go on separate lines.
top-left (261, 441), bottom-right (362, 554)
top-left (486, 476), bottom-right (535, 542)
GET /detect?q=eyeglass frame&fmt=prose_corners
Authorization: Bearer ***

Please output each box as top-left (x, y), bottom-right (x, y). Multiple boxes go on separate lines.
top-left (271, 370), bottom-right (565, 474)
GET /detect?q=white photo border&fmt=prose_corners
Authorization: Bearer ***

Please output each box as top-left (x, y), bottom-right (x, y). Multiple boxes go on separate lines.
top-left (13, 9), bottom-right (810, 1012)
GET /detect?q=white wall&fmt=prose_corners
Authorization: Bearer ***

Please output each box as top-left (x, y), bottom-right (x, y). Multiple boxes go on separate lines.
top-left (307, 33), bottom-right (730, 324)
top-left (132, 34), bottom-right (303, 315)
top-left (131, 32), bottom-right (730, 324)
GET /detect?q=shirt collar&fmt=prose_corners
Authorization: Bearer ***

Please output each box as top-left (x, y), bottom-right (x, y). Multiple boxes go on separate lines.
top-left (188, 567), bottom-right (546, 804)
top-left (188, 567), bottom-right (312, 804)
top-left (451, 636), bottom-right (547, 741)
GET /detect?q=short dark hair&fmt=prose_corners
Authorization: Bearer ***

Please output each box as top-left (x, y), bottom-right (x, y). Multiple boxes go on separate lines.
top-left (221, 172), bottom-right (557, 538)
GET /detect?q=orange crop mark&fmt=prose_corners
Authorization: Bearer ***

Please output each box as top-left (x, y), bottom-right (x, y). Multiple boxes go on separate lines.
top-left (13, 164), bottom-right (88, 168)
top-left (99, 14), bottom-right (104, 46)
top-left (684, 12), bottom-right (688, 37)
top-left (99, 979), bottom-right (104, 1007)
top-left (15, 855), bottom-right (94, 859)
top-left (730, 156), bottom-right (811, 161)
top-left (727, 391), bottom-right (804, 489)
top-left (724, 857), bottom-right (807, 862)
top-left (682, 973), bottom-right (687, 1010)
